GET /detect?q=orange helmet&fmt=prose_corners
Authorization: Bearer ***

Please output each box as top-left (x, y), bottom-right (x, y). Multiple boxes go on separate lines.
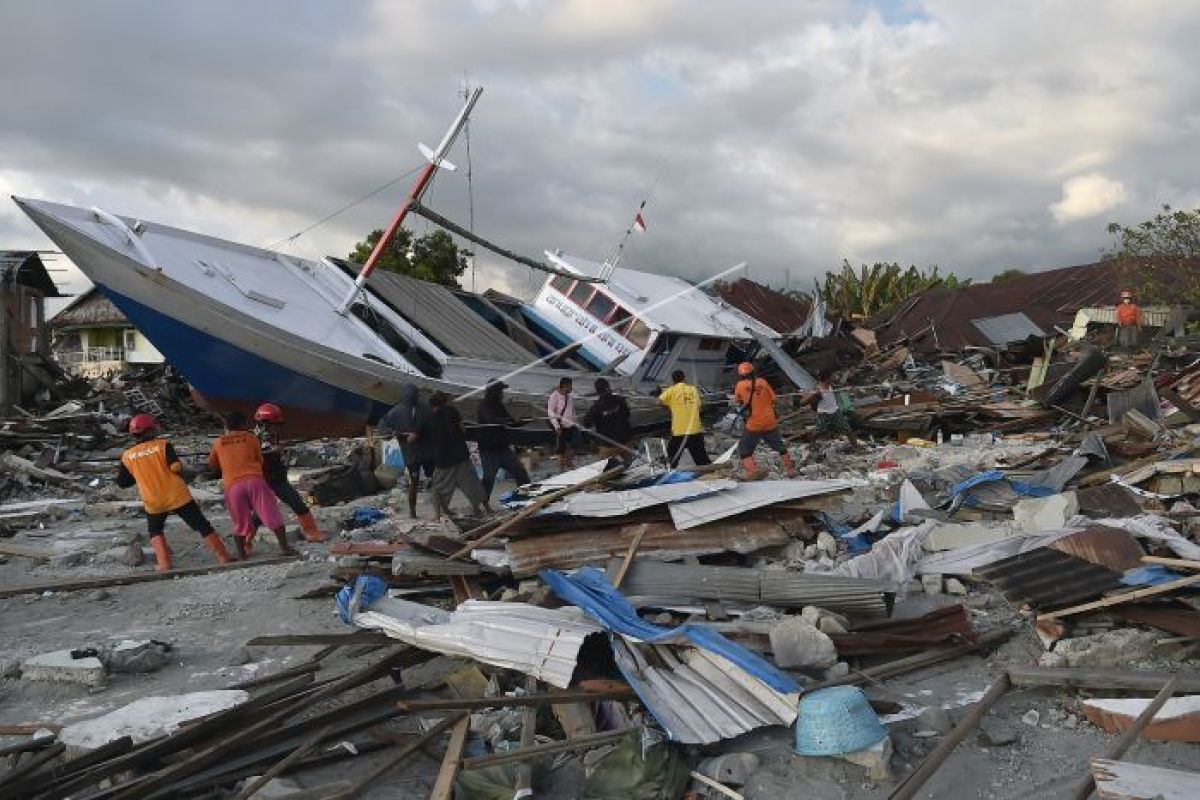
top-left (737, 362), bottom-right (754, 377)
top-left (254, 402), bottom-right (284, 424)
top-left (1120, 290), bottom-right (1133, 299)
top-left (128, 413), bottom-right (158, 436)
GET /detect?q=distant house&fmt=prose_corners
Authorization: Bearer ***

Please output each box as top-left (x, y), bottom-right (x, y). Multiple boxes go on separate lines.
top-left (0, 250), bottom-right (64, 411)
top-left (51, 287), bottom-right (164, 376)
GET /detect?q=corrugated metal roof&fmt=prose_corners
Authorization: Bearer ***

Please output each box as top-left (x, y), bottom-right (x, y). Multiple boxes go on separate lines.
top-left (360, 270), bottom-right (537, 363)
top-left (0, 250), bottom-right (63, 297)
top-left (353, 597), bottom-right (602, 689)
top-left (1076, 306), bottom-right (1175, 327)
top-left (829, 605), bottom-right (977, 656)
top-left (970, 312), bottom-right (1046, 344)
top-left (542, 479), bottom-right (738, 518)
top-left (716, 278), bottom-right (812, 335)
top-left (50, 287), bottom-right (129, 328)
top-left (669, 479), bottom-right (852, 530)
top-left (974, 547), bottom-right (1122, 609)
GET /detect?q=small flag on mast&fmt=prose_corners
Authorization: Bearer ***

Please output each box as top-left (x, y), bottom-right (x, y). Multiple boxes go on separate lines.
top-left (633, 209), bottom-right (647, 233)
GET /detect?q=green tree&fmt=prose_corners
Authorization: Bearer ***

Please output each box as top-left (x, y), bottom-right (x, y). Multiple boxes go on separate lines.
top-left (1104, 205), bottom-right (1200, 306)
top-left (817, 261), bottom-right (970, 319)
top-left (349, 228), bottom-right (468, 288)
top-left (991, 268), bottom-right (1026, 284)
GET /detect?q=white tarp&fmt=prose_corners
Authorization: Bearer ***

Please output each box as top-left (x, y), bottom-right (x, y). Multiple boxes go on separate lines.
top-left (831, 521), bottom-right (936, 594)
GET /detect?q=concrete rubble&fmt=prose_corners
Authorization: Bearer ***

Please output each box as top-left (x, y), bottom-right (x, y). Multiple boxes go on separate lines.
top-left (3, 285), bottom-right (1200, 799)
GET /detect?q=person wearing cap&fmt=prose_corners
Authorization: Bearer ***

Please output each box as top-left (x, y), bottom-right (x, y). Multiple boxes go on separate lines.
top-left (208, 411), bottom-right (296, 559)
top-left (117, 413), bottom-right (233, 572)
top-left (733, 362), bottom-right (797, 479)
top-left (253, 403), bottom-right (326, 542)
top-left (377, 383), bottom-right (436, 518)
top-left (583, 377), bottom-right (633, 462)
top-left (476, 380), bottom-right (532, 500)
top-left (547, 377), bottom-right (582, 471)
top-left (428, 391), bottom-right (491, 517)
top-left (658, 369), bottom-right (711, 468)
top-left (1116, 289), bottom-right (1143, 351)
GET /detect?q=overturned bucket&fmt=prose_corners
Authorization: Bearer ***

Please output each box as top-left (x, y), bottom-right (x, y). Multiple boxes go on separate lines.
top-left (794, 686), bottom-right (887, 756)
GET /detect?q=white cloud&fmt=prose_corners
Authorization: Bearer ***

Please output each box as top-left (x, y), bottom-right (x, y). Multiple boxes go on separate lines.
top-left (1050, 173), bottom-right (1127, 224)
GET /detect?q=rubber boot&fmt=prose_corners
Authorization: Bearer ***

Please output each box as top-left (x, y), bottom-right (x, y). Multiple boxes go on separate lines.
top-left (739, 456), bottom-right (767, 481)
top-left (781, 452), bottom-right (798, 478)
top-left (234, 535), bottom-right (250, 561)
top-left (149, 534), bottom-right (173, 573)
top-left (273, 527), bottom-right (298, 556)
top-left (203, 532), bottom-right (233, 564)
top-left (297, 512), bottom-right (327, 543)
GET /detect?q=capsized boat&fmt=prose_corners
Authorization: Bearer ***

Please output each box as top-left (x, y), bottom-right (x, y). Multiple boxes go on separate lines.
top-left (16, 195), bottom-right (664, 439)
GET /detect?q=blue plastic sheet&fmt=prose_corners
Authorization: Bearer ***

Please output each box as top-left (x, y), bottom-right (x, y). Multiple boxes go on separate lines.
top-left (335, 576), bottom-right (389, 623)
top-left (947, 470), bottom-right (1055, 508)
top-left (820, 513), bottom-right (871, 554)
top-left (1121, 565), bottom-right (1184, 587)
top-left (539, 567), bottom-right (799, 694)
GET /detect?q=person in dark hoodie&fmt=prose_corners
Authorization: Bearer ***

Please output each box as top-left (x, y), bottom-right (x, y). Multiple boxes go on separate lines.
top-left (476, 381), bottom-right (532, 500)
top-left (427, 391), bottom-right (490, 517)
top-left (583, 378), bottom-right (633, 462)
top-left (377, 384), bottom-right (436, 518)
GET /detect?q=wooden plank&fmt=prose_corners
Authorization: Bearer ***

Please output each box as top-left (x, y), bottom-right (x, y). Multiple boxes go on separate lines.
top-left (230, 724), bottom-right (331, 800)
top-left (461, 728), bottom-right (633, 771)
top-left (428, 715), bottom-right (471, 800)
top-left (514, 676), bottom-right (538, 798)
top-left (1007, 667), bottom-right (1200, 693)
top-left (245, 633), bottom-right (391, 647)
top-left (1141, 555), bottom-right (1200, 571)
top-left (1036, 574), bottom-right (1200, 622)
top-left (328, 712), bottom-right (467, 800)
top-left (0, 555), bottom-right (300, 599)
top-left (0, 543), bottom-right (56, 560)
top-left (0, 724), bottom-right (62, 736)
top-left (397, 686), bottom-right (634, 713)
top-left (1091, 758), bottom-right (1200, 800)
top-left (611, 524), bottom-right (648, 589)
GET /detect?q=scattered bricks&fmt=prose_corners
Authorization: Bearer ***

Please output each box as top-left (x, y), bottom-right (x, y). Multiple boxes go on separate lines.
top-left (1079, 695), bottom-right (1200, 742)
top-left (21, 649), bottom-right (106, 688)
top-left (921, 574), bottom-right (943, 595)
top-left (1013, 491), bottom-right (1078, 532)
top-left (768, 616), bottom-right (838, 670)
top-left (1051, 629), bottom-right (1161, 667)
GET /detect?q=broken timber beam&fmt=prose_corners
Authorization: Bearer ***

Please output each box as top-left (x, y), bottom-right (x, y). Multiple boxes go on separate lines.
top-left (0, 556), bottom-right (299, 599)
top-left (429, 715), bottom-right (471, 800)
top-left (1006, 667), bottom-right (1200, 693)
top-left (244, 632), bottom-right (392, 647)
top-left (397, 686), bottom-right (635, 713)
top-left (889, 674), bottom-right (1011, 800)
top-left (1036, 573), bottom-right (1200, 622)
top-left (460, 728), bottom-right (633, 770)
top-left (327, 712), bottom-right (467, 800)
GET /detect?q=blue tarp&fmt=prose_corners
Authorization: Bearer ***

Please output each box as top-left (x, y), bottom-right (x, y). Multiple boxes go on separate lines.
top-left (1121, 565), bottom-right (1184, 587)
top-left (820, 512), bottom-right (871, 555)
top-left (540, 567), bottom-right (799, 694)
top-left (947, 469), bottom-right (1056, 508)
top-left (335, 576), bottom-right (389, 623)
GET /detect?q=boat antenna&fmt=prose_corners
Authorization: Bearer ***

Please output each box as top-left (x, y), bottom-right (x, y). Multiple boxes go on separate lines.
top-left (599, 166), bottom-right (664, 281)
top-left (461, 77), bottom-right (477, 293)
top-left (336, 86), bottom-right (483, 315)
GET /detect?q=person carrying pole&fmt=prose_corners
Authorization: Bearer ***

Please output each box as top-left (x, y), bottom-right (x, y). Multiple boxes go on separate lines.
top-left (253, 403), bottom-right (327, 542)
top-left (476, 380), bottom-right (532, 501)
top-left (582, 378), bottom-right (634, 463)
top-left (657, 369), bottom-right (711, 468)
top-left (428, 391), bottom-right (492, 518)
top-left (208, 411), bottom-right (296, 559)
top-left (377, 383), bottom-right (436, 519)
top-left (733, 362), bottom-right (797, 479)
top-left (547, 377), bottom-right (582, 471)
top-left (118, 413), bottom-right (233, 572)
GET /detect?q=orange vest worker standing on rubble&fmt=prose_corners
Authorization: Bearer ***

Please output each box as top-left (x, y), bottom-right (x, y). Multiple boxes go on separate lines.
top-left (117, 413), bottom-right (233, 572)
top-left (733, 362), bottom-right (798, 479)
top-left (1116, 289), bottom-right (1143, 350)
top-left (207, 411), bottom-right (296, 559)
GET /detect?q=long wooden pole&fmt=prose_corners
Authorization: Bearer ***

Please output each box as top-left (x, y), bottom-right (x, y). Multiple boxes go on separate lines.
top-left (889, 674), bottom-right (1011, 800)
top-left (1068, 675), bottom-right (1180, 800)
top-left (0, 555), bottom-right (298, 599)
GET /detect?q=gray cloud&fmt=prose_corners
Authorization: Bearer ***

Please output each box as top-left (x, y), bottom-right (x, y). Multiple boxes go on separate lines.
top-left (4, 0), bottom-right (1200, 307)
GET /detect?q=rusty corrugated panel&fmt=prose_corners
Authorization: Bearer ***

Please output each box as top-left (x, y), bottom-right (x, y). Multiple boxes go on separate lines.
top-left (1115, 603), bottom-right (1200, 638)
top-left (974, 547), bottom-right (1122, 609)
top-left (1076, 483), bottom-right (1143, 518)
top-left (829, 605), bottom-right (978, 656)
top-left (505, 518), bottom-right (792, 578)
top-left (1049, 526), bottom-right (1145, 572)
top-left (716, 278), bottom-right (811, 334)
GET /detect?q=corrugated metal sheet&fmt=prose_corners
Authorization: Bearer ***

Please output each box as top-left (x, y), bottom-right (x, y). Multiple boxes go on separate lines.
top-left (747, 330), bottom-right (818, 390)
top-left (1048, 526), bottom-right (1145, 572)
top-left (970, 312), bottom-right (1046, 344)
top-left (615, 560), bottom-right (888, 618)
top-left (716, 278), bottom-right (812, 335)
top-left (1076, 483), bottom-right (1143, 518)
top-left (544, 479), bottom-right (738, 518)
top-left (353, 598), bottom-right (602, 688)
top-left (362, 270), bottom-right (537, 363)
top-left (1115, 603), bottom-right (1200, 637)
top-left (974, 548), bottom-right (1123, 609)
top-left (0, 250), bottom-right (63, 297)
top-left (505, 518), bottom-right (794, 578)
top-left (612, 638), bottom-right (798, 744)
top-left (1076, 306), bottom-right (1175, 327)
top-left (669, 479), bottom-right (852, 530)
top-left (829, 605), bottom-right (977, 656)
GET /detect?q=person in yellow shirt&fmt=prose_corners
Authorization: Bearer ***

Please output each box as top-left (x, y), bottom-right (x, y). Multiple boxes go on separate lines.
top-left (733, 362), bottom-right (797, 479)
top-left (658, 370), bottom-right (711, 468)
top-left (117, 413), bottom-right (232, 572)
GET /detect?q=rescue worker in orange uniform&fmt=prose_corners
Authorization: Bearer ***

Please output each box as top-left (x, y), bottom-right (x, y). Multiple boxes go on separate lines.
top-left (1116, 289), bottom-right (1143, 351)
top-left (253, 403), bottom-right (327, 542)
top-left (208, 411), bottom-right (296, 559)
top-left (733, 362), bottom-right (798, 479)
top-left (117, 413), bottom-right (233, 572)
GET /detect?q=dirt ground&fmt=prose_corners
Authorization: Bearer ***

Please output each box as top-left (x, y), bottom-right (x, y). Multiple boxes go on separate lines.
top-left (3, 471), bottom-right (1200, 799)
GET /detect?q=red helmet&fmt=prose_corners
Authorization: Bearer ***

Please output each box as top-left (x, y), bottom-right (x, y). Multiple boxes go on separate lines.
top-left (254, 403), bottom-right (284, 423)
top-left (129, 413), bottom-right (158, 436)
top-left (737, 362), bottom-right (755, 377)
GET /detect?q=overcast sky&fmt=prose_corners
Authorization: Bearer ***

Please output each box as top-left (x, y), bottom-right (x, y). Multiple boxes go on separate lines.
top-left (4, 0), bottom-right (1200, 304)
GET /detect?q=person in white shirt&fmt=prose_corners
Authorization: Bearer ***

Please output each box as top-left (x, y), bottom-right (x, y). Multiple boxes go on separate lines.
top-left (547, 377), bottom-right (581, 471)
top-left (803, 369), bottom-right (859, 447)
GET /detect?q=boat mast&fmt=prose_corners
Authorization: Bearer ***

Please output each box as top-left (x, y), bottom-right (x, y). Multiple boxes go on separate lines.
top-left (336, 86), bottom-right (483, 314)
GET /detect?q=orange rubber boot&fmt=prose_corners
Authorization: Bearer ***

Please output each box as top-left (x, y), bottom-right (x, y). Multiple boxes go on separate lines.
top-left (297, 512), bottom-right (327, 543)
top-left (203, 533), bottom-right (233, 565)
top-left (149, 535), bottom-right (173, 572)
top-left (781, 452), bottom-right (798, 478)
top-left (234, 535), bottom-right (250, 561)
top-left (740, 456), bottom-right (767, 481)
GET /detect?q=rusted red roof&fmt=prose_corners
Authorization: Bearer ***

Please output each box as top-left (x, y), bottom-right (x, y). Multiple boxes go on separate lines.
top-left (717, 278), bottom-right (811, 335)
top-left (868, 258), bottom-right (1200, 352)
